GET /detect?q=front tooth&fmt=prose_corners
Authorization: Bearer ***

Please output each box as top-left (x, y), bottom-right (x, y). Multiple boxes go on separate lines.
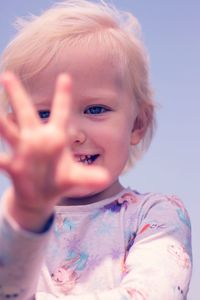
top-left (80, 155), bottom-right (86, 161)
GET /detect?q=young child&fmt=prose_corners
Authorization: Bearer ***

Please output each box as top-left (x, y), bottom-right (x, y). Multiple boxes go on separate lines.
top-left (0, 1), bottom-right (192, 299)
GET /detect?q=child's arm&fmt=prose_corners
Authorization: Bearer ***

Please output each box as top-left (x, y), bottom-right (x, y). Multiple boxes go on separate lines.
top-left (0, 72), bottom-right (109, 300)
top-left (0, 72), bottom-right (108, 233)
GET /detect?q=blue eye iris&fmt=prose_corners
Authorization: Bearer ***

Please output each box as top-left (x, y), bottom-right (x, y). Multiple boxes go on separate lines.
top-left (38, 110), bottom-right (50, 119)
top-left (84, 106), bottom-right (108, 115)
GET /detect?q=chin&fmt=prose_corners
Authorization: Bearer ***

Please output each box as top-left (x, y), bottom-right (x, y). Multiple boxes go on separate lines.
top-left (64, 188), bottom-right (104, 199)
top-left (60, 187), bottom-right (104, 205)
top-left (68, 190), bottom-right (97, 199)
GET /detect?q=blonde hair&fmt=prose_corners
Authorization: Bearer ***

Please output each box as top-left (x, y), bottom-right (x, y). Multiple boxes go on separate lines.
top-left (0, 0), bottom-right (156, 169)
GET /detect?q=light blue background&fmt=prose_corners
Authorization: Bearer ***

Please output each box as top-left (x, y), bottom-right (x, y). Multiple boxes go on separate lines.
top-left (0, 1), bottom-right (199, 299)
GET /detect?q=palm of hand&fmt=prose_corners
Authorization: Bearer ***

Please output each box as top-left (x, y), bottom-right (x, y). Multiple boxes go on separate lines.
top-left (0, 73), bottom-right (108, 214)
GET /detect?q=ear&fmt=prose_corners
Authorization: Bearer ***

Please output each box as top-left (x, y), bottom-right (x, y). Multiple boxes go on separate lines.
top-left (131, 104), bottom-right (152, 145)
top-left (130, 116), bottom-right (146, 145)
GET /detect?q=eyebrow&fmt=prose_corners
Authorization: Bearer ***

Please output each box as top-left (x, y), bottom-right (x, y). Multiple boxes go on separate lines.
top-left (79, 90), bottom-right (120, 102)
top-left (32, 98), bottom-right (52, 106)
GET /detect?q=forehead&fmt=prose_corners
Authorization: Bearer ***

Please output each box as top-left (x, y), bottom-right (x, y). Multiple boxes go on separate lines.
top-left (26, 43), bottom-right (130, 101)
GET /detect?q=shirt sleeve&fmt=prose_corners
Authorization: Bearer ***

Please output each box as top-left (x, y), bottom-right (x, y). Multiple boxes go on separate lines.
top-left (120, 193), bottom-right (192, 299)
top-left (0, 197), bottom-right (54, 300)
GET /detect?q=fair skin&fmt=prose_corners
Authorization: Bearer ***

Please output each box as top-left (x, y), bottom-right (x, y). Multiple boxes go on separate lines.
top-left (0, 45), bottom-right (142, 233)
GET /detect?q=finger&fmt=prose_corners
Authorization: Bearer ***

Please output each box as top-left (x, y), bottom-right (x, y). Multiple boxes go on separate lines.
top-left (50, 73), bottom-right (72, 129)
top-left (57, 152), bottom-right (110, 190)
top-left (0, 114), bottom-right (19, 146)
top-left (0, 153), bottom-right (12, 173)
top-left (0, 72), bottom-right (39, 128)
top-left (69, 164), bottom-right (110, 188)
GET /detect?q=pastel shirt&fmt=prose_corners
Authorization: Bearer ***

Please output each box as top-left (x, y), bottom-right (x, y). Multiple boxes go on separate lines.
top-left (0, 188), bottom-right (192, 300)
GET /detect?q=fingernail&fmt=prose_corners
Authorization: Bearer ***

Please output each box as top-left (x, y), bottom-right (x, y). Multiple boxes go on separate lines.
top-left (59, 73), bottom-right (72, 89)
top-left (0, 71), bottom-right (14, 84)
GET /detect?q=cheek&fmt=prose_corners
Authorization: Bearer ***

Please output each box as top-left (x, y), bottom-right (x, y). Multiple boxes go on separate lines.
top-left (106, 125), bottom-right (133, 146)
top-left (86, 117), bottom-right (134, 152)
top-left (93, 126), bottom-right (130, 146)
top-left (101, 126), bottom-right (132, 159)
top-left (89, 124), bottom-right (125, 142)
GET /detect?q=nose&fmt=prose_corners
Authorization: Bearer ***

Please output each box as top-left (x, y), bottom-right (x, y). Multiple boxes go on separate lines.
top-left (70, 127), bottom-right (87, 145)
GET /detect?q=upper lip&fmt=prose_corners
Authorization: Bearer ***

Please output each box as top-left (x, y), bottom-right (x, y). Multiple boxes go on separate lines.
top-left (73, 153), bottom-right (99, 157)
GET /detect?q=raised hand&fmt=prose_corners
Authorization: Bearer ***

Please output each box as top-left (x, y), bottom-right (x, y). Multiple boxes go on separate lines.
top-left (0, 72), bottom-right (109, 232)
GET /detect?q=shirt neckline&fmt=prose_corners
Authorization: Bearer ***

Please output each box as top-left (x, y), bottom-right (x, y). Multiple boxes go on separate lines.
top-left (55, 187), bottom-right (133, 213)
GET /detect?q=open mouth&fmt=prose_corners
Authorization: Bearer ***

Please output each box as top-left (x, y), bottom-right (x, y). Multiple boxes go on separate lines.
top-left (76, 154), bottom-right (100, 165)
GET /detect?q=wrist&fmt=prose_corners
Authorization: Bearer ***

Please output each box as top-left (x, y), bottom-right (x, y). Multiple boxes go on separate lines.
top-left (4, 188), bottom-right (55, 233)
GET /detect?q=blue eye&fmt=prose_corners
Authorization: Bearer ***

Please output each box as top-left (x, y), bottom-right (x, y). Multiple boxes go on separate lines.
top-left (38, 110), bottom-right (50, 119)
top-left (84, 106), bottom-right (109, 115)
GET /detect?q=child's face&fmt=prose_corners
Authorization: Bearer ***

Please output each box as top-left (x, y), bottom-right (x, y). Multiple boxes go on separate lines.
top-left (26, 45), bottom-right (141, 203)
